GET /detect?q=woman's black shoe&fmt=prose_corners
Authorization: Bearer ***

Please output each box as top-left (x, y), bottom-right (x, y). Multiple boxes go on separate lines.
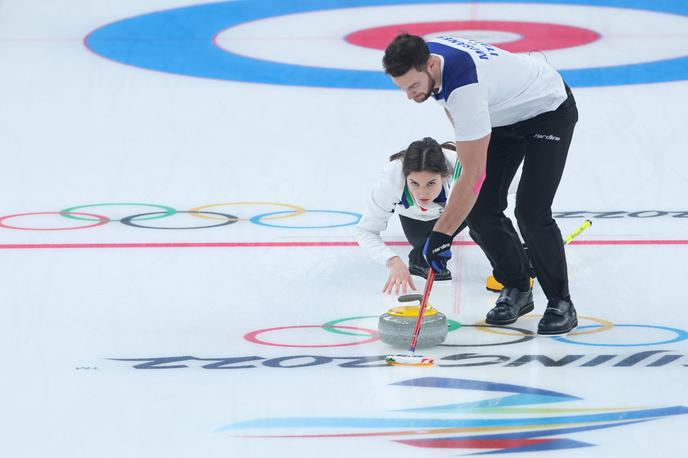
top-left (485, 287), bottom-right (534, 325)
top-left (408, 263), bottom-right (452, 281)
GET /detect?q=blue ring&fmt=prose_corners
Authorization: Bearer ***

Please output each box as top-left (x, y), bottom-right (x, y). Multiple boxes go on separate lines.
top-left (553, 324), bottom-right (688, 347)
top-left (250, 210), bottom-right (361, 229)
top-left (84, 0), bottom-right (688, 89)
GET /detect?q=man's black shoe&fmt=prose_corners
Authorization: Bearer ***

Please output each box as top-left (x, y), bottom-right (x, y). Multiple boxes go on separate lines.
top-left (408, 263), bottom-right (452, 281)
top-left (538, 299), bottom-right (578, 335)
top-left (485, 287), bottom-right (534, 325)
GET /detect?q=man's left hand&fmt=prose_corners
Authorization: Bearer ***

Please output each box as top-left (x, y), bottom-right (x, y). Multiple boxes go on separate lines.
top-left (423, 231), bottom-right (453, 273)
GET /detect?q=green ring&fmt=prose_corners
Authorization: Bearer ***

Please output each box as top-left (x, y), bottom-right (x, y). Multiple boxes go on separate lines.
top-left (323, 316), bottom-right (378, 337)
top-left (322, 315), bottom-right (461, 337)
top-left (60, 203), bottom-right (177, 222)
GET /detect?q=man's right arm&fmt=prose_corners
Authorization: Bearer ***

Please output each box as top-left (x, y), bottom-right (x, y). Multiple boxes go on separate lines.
top-left (444, 108), bottom-right (454, 124)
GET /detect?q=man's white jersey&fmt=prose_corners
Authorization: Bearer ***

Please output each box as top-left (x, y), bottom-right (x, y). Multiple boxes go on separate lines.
top-left (428, 36), bottom-right (567, 141)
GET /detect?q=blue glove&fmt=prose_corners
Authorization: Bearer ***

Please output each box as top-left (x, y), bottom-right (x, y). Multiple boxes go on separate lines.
top-left (423, 231), bottom-right (453, 273)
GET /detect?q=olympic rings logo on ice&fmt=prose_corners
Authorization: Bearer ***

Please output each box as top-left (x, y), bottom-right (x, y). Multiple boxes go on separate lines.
top-left (244, 315), bottom-right (688, 348)
top-left (0, 202), bottom-right (362, 231)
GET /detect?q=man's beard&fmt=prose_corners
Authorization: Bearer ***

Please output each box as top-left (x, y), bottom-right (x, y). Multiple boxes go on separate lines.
top-left (414, 70), bottom-right (436, 103)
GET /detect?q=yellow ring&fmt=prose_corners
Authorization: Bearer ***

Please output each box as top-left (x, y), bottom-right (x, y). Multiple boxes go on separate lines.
top-left (473, 315), bottom-right (614, 336)
top-left (189, 202), bottom-right (306, 221)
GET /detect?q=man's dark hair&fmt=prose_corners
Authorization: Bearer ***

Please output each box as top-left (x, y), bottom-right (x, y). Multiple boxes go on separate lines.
top-left (382, 33), bottom-right (430, 77)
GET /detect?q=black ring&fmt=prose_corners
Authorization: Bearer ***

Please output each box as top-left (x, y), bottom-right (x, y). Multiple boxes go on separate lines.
top-left (120, 211), bottom-right (239, 229)
top-left (439, 324), bottom-right (535, 347)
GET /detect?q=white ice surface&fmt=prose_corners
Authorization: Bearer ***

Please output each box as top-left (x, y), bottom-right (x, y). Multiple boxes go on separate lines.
top-left (1, 1), bottom-right (687, 457)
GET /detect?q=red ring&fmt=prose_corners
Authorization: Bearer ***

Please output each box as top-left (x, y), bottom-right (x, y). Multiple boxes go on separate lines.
top-left (244, 325), bottom-right (380, 348)
top-left (346, 21), bottom-right (600, 53)
top-left (0, 211), bottom-right (110, 230)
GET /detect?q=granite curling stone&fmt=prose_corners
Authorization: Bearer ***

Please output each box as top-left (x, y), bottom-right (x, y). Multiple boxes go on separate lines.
top-left (377, 294), bottom-right (448, 348)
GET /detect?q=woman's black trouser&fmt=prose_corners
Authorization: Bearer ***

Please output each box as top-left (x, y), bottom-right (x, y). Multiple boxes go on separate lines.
top-left (399, 214), bottom-right (467, 267)
top-left (466, 84), bottom-right (578, 301)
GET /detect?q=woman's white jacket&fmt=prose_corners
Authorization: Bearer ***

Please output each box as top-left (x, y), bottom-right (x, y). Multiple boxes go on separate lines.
top-left (355, 148), bottom-right (459, 266)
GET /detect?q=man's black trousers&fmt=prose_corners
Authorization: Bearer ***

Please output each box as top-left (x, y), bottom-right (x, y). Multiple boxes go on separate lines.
top-left (466, 85), bottom-right (578, 301)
